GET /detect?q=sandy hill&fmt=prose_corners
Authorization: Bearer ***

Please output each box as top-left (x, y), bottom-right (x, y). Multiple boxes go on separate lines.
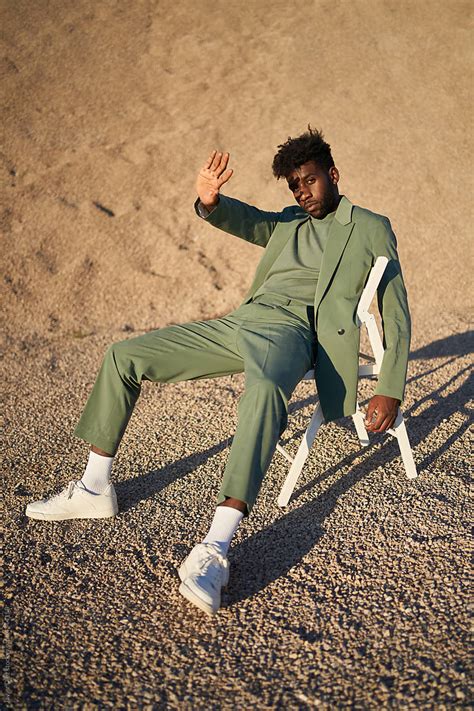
top-left (1, 0), bottom-right (471, 350)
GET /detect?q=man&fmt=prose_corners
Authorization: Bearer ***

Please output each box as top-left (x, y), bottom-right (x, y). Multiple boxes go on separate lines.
top-left (26, 126), bottom-right (411, 616)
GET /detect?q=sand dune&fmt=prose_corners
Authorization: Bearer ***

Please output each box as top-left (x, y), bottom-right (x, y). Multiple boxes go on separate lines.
top-left (2, 0), bottom-right (472, 344)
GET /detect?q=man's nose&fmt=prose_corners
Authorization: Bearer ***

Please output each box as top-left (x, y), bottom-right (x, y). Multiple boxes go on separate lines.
top-left (299, 186), bottom-right (311, 201)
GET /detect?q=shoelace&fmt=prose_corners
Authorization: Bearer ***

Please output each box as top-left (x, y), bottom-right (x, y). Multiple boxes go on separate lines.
top-left (199, 544), bottom-right (229, 585)
top-left (46, 480), bottom-right (77, 502)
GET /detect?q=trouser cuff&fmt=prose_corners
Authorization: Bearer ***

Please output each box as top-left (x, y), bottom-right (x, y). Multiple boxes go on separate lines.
top-left (73, 425), bottom-right (120, 457)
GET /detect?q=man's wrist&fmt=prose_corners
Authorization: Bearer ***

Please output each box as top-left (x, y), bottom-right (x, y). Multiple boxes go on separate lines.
top-left (197, 197), bottom-right (219, 217)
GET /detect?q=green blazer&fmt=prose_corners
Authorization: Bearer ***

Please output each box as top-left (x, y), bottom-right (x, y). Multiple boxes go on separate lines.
top-left (194, 193), bottom-right (411, 422)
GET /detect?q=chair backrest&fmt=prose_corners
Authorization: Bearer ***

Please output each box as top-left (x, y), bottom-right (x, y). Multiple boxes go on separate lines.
top-left (356, 256), bottom-right (388, 374)
top-left (303, 256), bottom-right (388, 381)
top-left (356, 256), bottom-right (388, 324)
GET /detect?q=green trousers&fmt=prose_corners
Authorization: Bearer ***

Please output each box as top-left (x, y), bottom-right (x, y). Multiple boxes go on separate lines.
top-left (74, 295), bottom-right (317, 516)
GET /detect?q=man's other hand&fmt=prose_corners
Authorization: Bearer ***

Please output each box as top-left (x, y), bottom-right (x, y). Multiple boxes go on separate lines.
top-left (196, 150), bottom-right (233, 210)
top-left (364, 395), bottom-right (400, 433)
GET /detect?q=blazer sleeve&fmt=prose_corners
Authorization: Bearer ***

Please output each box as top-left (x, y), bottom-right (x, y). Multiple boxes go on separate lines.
top-left (371, 216), bottom-right (412, 402)
top-left (194, 194), bottom-right (281, 248)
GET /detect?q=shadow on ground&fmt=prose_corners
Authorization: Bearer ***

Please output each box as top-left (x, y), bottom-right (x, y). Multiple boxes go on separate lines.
top-left (110, 331), bottom-right (472, 602)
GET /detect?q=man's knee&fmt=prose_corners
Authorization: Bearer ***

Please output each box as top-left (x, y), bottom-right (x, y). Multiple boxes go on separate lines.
top-left (105, 338), bottom-right (129, 360)
top-left (242, 376), bottom-right (288, 413)
top-left (248, 375), bottom-right (285, 397)
top-left (104, 338), bottom-right (139, 376)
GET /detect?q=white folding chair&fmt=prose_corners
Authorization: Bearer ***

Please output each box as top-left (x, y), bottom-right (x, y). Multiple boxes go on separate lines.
top-left (276, 256), bottom-right (417, 508)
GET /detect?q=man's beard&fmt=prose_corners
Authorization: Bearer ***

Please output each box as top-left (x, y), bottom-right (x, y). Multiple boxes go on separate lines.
top-left (306, 192), bottom-right (338, 218)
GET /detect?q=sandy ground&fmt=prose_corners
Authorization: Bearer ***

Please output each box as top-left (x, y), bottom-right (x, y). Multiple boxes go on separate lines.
top-left (2, 0), bottom-right (473, 707)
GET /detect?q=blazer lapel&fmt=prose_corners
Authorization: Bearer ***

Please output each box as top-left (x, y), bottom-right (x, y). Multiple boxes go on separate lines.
top-left (314, 195), bottom-right (355, 313)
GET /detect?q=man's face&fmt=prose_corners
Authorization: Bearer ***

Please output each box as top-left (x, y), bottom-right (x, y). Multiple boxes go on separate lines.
top-left (286, 160), bottom-right (340, 218)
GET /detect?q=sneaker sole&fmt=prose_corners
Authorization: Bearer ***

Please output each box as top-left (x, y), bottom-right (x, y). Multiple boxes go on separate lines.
top-left (25, 509), bottom-right (118, 521)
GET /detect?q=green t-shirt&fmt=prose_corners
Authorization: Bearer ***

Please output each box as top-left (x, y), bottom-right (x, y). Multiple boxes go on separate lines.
top-left (253, 208), bottom-right (336, 306)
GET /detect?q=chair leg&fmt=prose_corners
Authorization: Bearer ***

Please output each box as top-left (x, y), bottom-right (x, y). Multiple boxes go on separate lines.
top-left (387, 410), bottom-right (418, 479)
top-left (352, 403), bottom-right (370, 447)
top-left (275, 442), bottom-right (294, 464)
top-left (277, 401), bottom-right (324, 508)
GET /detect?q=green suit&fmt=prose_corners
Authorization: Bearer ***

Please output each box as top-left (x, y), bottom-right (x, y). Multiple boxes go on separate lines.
top-left (74, 192), bottom-right (410, 517)
top-left (197, 193), bottom-right (411, 422)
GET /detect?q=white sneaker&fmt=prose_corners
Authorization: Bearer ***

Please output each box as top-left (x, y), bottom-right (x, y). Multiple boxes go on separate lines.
top-left (178, 542), bottom-right (230, 615)
top-left (25, 480), bottom-right (118, 520)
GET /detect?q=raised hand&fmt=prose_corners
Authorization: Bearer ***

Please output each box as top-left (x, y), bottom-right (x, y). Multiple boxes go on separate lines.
top-left (196, 150), bottom-right (233, 209)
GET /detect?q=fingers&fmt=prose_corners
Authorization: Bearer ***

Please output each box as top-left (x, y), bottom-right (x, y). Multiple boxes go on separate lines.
top-left (365, 409), bottom-right (397, 433)
top-left (376, 413), bottom-right (397, 433)
top-left (371, 414), bottom-right (393, 433)
top-left (203, 149), bottom-right (217, 170)
top-left (366, 410), bottom-right (385, 432)
top-left (204, 150), bottom-right (230, 176)
top-left (217, 167), bottom-right (233, 187)
top-left (364, 400), bottom-right (377, 428)
top-left (210, 151), bottom-right (222, 171)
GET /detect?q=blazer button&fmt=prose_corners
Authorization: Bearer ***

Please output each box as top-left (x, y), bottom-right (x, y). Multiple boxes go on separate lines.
top-left (337, 328), bottom-right (345, 335)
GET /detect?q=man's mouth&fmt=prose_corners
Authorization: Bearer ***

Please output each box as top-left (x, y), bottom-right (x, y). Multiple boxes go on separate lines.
top-left (303, 200), bottom-right (318, 209)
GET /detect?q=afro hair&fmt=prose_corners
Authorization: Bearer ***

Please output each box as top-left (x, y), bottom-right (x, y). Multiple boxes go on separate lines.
top-left (272, 125), bottom-right (335, 179)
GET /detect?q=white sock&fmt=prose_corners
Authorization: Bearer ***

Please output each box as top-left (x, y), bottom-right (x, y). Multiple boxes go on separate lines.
top-left (202, 506), bottom-right (244, 556)
top-left (80, 451), bottom-right (114, 494)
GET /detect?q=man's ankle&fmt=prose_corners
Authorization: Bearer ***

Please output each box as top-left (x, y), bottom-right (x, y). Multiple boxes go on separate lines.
top-left (218, 497), bottom-right (247, 514)
top-left (91, 445), bottom-right (114, 457)
top-left (81, 450), bottom-right (114, 494)
top-left (202, 504), bottom-right (245, 556)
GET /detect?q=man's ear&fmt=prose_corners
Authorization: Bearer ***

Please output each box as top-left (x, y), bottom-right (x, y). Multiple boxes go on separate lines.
top-left (329, 166), bottom-right (340, 185)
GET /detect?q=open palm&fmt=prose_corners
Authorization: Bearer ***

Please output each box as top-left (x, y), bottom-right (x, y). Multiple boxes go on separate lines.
top-left (196, 150), bottom-right (233, 208)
